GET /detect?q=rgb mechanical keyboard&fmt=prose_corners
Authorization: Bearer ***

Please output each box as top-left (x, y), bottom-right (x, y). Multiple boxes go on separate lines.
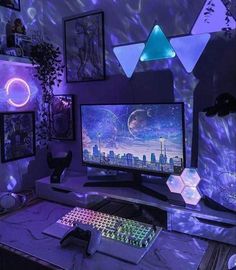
top-left (56, 207), bottom-right (160, 248)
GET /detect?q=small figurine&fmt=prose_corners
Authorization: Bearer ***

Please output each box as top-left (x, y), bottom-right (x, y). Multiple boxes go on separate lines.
top-left (12, 18), bottom-right (26, 35)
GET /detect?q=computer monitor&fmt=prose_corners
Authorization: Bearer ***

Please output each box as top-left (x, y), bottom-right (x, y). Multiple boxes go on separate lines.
top-left (80, 103), bottom-right (185, 180)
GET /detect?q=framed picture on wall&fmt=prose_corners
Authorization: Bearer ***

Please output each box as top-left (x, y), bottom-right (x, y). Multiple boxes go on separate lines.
top-left (64, 11), bottom-right (105, 83)
top-left (0, 111), bottom-right (36, 163)
top-left (0, 0), bottom-right (20, 11)
top-left (49, 94), bottom-right (75, 140)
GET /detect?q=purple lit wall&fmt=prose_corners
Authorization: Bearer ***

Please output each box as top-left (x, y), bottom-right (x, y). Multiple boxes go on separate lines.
top-left (1, 0), bottom-right (236, 198)
top-left (0, 0), bottom-right (49, 192)
top-left (198, 113), bottom-right (236, 211)
top-left (43, 0), bottom-right (208, 172)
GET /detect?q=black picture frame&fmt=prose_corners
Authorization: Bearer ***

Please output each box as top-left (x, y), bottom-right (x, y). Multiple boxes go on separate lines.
top-left (0, 111), bottom-right (36, 163)
top-left (49, 94), bottom-right (75, 141)
top-left (0, 0), bottom-right (20, 11)
top-left (64, 11), bottom-right (106, 83)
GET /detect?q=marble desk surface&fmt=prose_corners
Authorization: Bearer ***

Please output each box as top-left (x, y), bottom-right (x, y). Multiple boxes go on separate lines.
top-left (0, 200), bottom-right (208, 270)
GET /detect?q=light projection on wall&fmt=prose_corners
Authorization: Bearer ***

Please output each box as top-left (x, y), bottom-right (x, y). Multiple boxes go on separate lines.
top-left (113, 43), bottom-right (145, 78)
top-left (198, 113), bottom-right (236, 211)
top-left (167, 168), bottom-right (202, 205)
top-left (170, 34), bottom-right (211, 73)
top-left (191, 0), bottom-right (236, 35)
top-left (113, 0), bottom-right (234, 78)
top-left (140, 25), bottom-right (176, 61)
top-left (5, 78), bottom-right (31, 107)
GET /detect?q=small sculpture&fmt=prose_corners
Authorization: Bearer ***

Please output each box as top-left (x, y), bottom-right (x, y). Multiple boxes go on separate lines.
top-left (12, 18), bottom-right (26, 35)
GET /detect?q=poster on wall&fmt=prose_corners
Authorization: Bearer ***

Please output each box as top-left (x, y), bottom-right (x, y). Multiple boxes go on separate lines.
top-left (49, 95), bottom-right (75, 140)
top-left (0, 111), bottom-right (35, 163)
top-left (0, 0), bottom-right (20, 11)
top-left (64, 11), bottom-right (105, 83)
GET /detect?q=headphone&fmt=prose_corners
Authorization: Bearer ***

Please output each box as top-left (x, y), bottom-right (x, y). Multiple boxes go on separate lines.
top-left (0, 192), bottom-right (27, 214)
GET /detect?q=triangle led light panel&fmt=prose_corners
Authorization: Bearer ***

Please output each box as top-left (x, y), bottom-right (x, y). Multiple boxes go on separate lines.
top-left (113, 43), bottom-right (145, 78)
top-left (170, 34), bottom-right (210, 73)
top-left (140, 25), bottom-right (175, 62)
top-left (191, 0), bottom-right (236, 34)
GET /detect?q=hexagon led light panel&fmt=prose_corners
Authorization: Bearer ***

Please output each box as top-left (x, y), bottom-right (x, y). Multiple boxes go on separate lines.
top-left (166, 175), bottom-right (185, 193)
top-left (181, 186), bottom-right (202, 205)
top-left (167, 168), bottom-right (202, 205)
top-left (181, 168), bottom-right (201, 187)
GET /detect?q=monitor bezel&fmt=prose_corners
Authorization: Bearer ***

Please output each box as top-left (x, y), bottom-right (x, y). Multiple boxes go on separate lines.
top-left (79, 102), bottom-right (186, 177)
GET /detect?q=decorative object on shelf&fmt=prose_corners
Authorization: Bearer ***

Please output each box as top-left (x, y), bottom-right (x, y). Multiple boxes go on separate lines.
top-left (12, 18), bottom-right (26, 35)
top-left (49, 95), bottom-right (75, 141)
top-left (6, 33), bottom-right (32, 57)
top-left (30, 42), bottom-right (64, 147)
top-left (167, 168), bottom-right (202, 205)
top-left (191, 0), bottom-right (236, 37)
top-left (140, 25), bottom-right (175, 62)
top-left (0, 0), bottom-right (20, 11)
top-left (0, 111), bottom-right (36, 163)
top-left (203, 93), bottom-right (236, 117)
top-left (6, 18), bottom-right (32, 57)
top-left (4, 77), bottom-right (31, 107)
top-left (64, 11), bottom-right (105, 83)
top-left (113, 43), bottom-right (145, 78)
top-left (3, 47), bottom-right (22, 57)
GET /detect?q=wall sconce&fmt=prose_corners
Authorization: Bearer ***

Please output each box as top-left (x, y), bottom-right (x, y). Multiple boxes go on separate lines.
top-left (5, 78), bottom-right (31, 107)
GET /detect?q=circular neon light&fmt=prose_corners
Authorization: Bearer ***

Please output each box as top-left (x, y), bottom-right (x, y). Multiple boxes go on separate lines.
top-left (5, 78), bottom-right (31, 107)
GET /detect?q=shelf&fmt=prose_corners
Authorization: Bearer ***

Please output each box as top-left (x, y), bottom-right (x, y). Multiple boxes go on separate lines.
top-left (0, 54), bottom-right (34, 67)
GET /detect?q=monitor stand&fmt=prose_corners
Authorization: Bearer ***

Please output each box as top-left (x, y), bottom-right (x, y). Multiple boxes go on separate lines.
top-left (84, 172), bottom-right (168, 202)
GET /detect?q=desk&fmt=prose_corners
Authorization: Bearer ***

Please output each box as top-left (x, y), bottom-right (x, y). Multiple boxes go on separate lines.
top-left (36, 175), bottom-right (236, 246)
top-left (0, 199), bottom-right (208, 270)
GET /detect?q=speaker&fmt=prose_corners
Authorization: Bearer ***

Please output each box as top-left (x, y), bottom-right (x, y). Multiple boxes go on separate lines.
top-left (0, 192), bottom-right (26, 214)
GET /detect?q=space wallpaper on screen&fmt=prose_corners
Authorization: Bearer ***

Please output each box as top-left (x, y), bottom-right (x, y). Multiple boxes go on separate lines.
top-left (81, 104), bottom-right (184, 174)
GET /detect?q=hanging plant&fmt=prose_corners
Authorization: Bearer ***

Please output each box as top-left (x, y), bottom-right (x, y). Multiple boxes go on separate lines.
top-left (30, 42), bottom-right (64, 147)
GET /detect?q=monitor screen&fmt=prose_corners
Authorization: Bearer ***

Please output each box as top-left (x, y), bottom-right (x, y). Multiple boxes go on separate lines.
top-left (80, 103), bottom-right (185, 176)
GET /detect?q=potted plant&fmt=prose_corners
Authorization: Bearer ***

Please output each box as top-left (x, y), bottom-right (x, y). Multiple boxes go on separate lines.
top-left (30, 42), bottom-right (64, 147)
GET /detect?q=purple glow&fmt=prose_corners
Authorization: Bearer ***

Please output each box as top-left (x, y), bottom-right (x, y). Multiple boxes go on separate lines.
top-left (167, 168), bottom-right (202, 205)
top-left (181, 186), bottom-right (202, 205)
top-left (170, 34), bottom-right (210, 73)
top-left (113, 43), bottom-right (145, 78)
top-left (167, 175), bottom-right (185, 193)
top-left (191, 0), bottom-right (236, 34)
top-left (181, 168), bottom-right (201, 187)
top-left (5, 78), bottom-right (31, 108)
top-left (198, 113), bottom-right (236, 211)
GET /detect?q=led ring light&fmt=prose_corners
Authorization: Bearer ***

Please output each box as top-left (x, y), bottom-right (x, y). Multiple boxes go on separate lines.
top-left (5, 78), bottom-right (31, 107)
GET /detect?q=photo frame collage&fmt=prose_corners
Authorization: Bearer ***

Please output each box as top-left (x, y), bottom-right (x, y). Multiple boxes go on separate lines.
top-left (0, 95), bottom-right (75, 163)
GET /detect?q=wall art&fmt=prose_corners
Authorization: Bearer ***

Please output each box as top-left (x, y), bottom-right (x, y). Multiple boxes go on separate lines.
top-left (50, 94), bottom-right (75, 140)
top-left (0, 111), bottom-right (35, 162)
top-left (64, 11), bottom-right (105, 82)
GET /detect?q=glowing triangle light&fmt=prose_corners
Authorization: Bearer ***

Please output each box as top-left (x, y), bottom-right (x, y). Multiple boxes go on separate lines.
top-left (140, 25), bottom-right (175, 62)
top-left (191, 0), bottom-right (236, 34)
top-left (113, 43), bottom-right (145, 78)
top-left (170, 34), bottom-right (210, 73)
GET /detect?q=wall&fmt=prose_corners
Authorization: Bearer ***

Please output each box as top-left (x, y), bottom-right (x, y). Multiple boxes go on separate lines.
top-left (0, 1), bottom-right (235, 201)
top-left (43, 0), bottom-right (208, 172)
top-left (44, 0), bottom-right (235, 170)
top-left (0, 0), bottom-right (50, 192)
top-left (43, 0), bottom-right (236, 211)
